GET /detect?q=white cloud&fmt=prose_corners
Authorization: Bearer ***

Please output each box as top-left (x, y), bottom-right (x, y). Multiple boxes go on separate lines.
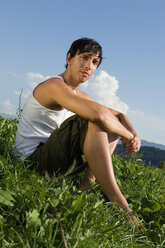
top-left (8, 70), bottom-right (165, 145)
top-left (26, 72), bottom-right (50, 88)
top-left (14, 90), bottom-right (31, 99)
top-left (0, 72), bottom-right (50, 115)
top-left (80, 70), bottom-right (165, 145)
top-left (13, 72), bottom-right (51, 100)
top-left (127, 109), bottom-right (165, 145)
top-left (2, 99), bottom-right (17, 115)
top-left (80, 81), bottom-right (89, 89)
top-left (85, 70), bottom-right (129, 114)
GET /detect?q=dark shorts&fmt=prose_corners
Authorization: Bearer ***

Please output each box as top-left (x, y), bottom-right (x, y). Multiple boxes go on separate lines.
top-left (29, 115), bottom-right (88, 176)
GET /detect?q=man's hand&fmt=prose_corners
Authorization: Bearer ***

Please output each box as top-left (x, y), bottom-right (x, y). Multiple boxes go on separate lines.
top-left (120, 134), bottom-right (141, 157)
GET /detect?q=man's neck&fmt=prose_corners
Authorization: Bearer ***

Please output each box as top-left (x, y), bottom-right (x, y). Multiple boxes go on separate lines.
top-left (60, 71), bottom-right (80, 90)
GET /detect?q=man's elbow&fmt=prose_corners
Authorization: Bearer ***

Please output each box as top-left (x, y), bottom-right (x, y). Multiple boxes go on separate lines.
top-left (117, 112), bottom-right (126, 122)
top-left (88, 107), bottom-right (105, 123)
top-left (90, 108), bottom-right (112, 126)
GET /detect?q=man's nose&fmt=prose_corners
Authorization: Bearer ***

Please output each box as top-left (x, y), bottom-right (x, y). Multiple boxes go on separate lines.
top-left (85, 59), bottom-right (92, 69)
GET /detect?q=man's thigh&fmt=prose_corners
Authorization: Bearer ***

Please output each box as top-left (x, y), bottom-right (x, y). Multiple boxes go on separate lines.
top-left (30, 115), bottom-right (88, 176)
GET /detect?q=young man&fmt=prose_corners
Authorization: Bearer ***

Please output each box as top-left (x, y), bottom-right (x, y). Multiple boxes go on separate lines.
top-left (14, 37), bottom-right (141, 224)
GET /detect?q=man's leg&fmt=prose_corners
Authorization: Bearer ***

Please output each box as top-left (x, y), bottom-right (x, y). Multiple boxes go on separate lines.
top-left (80, 121), bottom-right (141, 227)
top-left (81, 121), bottom-right (131, 211)
top-left (78, 128), bottom-right (119, 191)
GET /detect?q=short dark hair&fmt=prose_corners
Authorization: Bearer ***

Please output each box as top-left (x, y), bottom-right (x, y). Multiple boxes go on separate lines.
top-left (65, 37), bottom-right (103, 68)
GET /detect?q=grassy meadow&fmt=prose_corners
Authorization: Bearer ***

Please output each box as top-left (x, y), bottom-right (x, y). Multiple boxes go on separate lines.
top-left (0, 115), bottom-right (165, 247)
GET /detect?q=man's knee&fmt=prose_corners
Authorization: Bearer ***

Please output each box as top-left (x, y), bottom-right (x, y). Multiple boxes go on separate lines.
top-left (87, 121), bottom-right (105, 133)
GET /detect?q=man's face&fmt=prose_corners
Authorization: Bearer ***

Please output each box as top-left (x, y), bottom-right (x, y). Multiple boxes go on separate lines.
top-left (67, 52), bottom-right (100, 83)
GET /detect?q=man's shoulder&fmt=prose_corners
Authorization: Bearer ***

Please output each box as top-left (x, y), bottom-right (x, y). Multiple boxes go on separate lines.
top-left (37, 76), bottom-right (64, 90)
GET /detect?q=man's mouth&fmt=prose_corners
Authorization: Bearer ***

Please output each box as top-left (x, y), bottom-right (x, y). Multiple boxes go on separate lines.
top-left (81, 71), bottom-right (89, 77)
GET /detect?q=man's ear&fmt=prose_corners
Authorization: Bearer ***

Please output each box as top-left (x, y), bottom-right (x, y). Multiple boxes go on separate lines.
top-left (66, 53), bottom-right (72, 66)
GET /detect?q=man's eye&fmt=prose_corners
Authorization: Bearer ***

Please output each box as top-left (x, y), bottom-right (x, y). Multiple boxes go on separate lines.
top-left (93, 60), bottom-right (99, 65)
top-left (82, 55), bottom-right (88, 60)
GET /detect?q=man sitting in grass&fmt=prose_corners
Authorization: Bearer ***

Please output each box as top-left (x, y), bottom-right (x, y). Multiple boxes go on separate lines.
top-left (14, 37), bottom-right (141, 226)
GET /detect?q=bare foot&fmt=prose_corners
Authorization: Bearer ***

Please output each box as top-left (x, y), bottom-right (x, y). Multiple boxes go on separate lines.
top-left (78, 178), bottom-right (96, 191)
top-left (78, 166), bottom-right (96, 191)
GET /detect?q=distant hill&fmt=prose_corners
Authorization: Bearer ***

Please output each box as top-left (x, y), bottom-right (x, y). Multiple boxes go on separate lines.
top-left (118, 139), bottom-right (165, 150)
top-left (118, 139), bottom-right (165, 151)
top-left (115, 144), bottom-right (165, 167)
top-left (141, 139), bottom-right (165, 151)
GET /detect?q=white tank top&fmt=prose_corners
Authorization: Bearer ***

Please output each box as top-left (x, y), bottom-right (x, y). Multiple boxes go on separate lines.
top-left (13, 76), bottom-right (75, 160)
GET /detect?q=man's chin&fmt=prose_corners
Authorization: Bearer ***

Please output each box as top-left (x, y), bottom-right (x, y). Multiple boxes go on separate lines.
top-left (79, 76), bottom-right (88, 83)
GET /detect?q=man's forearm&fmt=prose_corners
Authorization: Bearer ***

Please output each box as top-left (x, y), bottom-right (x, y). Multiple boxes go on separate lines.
top-left (116, 113), bottom-right (141, 155)
top-left (117, 113), bottom-right (138, 136)
top-left (107, 108), bottom-right (138, 137)
top-left (96, 111), bottom-right (134, 141)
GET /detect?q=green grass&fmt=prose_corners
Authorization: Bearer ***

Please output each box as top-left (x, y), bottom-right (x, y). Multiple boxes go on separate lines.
top-left (0, 115), bottom-right (165, 247)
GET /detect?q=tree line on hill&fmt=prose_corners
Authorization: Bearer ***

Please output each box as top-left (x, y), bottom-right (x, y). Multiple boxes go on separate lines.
top-left (115, 144), bottom-right (165, 167)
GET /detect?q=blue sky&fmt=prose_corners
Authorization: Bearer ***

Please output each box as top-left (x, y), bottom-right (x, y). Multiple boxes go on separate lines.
top-left (0, 0), bottom-right (165, 145)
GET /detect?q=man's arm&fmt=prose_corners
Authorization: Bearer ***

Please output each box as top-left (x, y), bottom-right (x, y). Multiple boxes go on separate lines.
top-left (117, 113), bottom-right (141, 156)
top-left (78, 90), bottom-right (141, 155)
top-left (107, 109), bottom-right (141, 155)
top-left (35, 78), bottom-right (135, 143)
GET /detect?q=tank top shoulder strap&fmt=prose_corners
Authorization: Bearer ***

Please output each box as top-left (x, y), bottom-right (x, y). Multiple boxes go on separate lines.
top-left (54, 75), bottom-right (76, 95)
top-left (54, 75), bottom-right (64, 82)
